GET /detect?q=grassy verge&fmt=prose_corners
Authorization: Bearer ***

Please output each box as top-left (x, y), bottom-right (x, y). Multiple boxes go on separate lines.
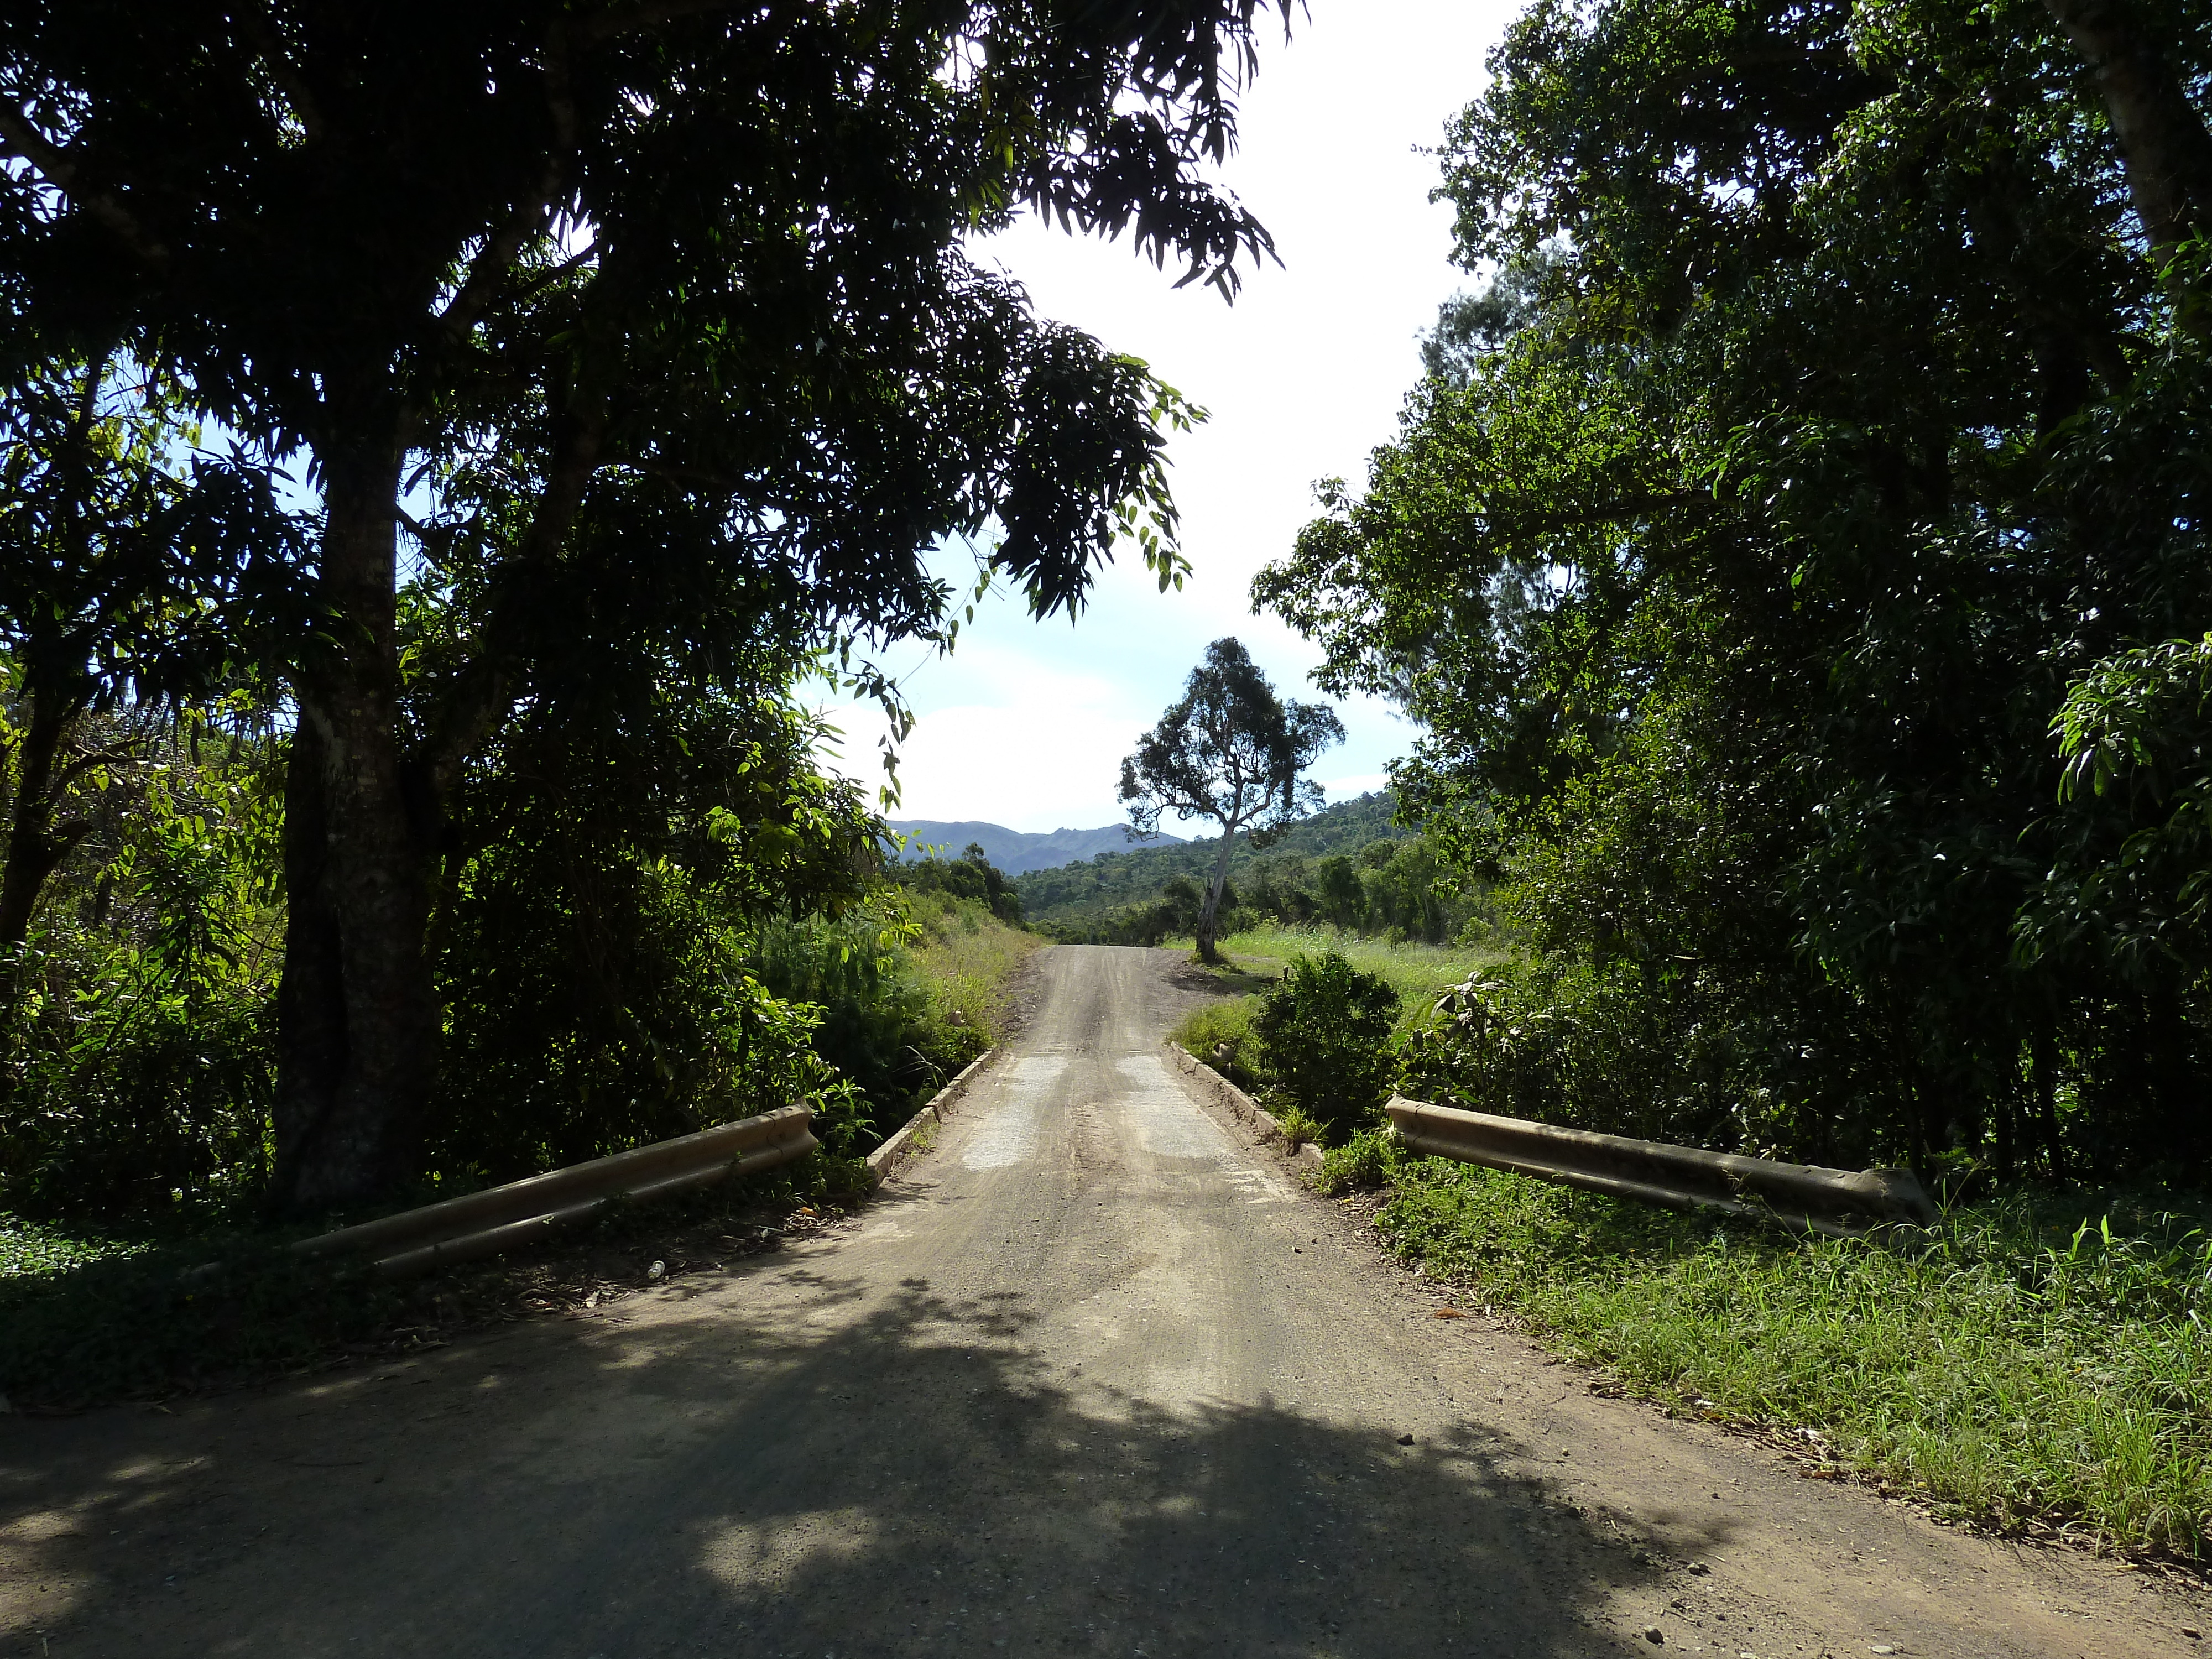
top-left (1202, 923), bottom-right (1505, 1011)
top-left (1320, 1130), bottom-right (2212, 1560)
top-left (1168, 925), bottom-right (1506, 1102)
top-left (905, 889), bottom-right (1044, 1052)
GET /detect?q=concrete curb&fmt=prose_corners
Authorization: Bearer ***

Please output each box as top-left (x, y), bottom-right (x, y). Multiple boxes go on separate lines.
top-left (1167, 1042), bottom-right (1326, 1176)
top-left (865, 1048), bottom-right (998, 1188)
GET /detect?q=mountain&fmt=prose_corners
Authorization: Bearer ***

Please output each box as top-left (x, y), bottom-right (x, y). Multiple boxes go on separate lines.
top-left (1011, 792), bottom-right (1409, 935)
top-left (886, 819), bottom-right (1185, 877)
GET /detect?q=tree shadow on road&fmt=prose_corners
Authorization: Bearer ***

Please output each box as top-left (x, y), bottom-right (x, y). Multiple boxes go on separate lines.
top-left (3, 1258), bottom-right (1723, 1658)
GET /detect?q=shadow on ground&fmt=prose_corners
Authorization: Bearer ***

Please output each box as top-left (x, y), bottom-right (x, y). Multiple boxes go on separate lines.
top-left (2, 1250), bottom-right (1690, 1658)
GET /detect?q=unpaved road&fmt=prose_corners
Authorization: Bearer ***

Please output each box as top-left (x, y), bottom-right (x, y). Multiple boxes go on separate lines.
top-left (3, 946), bottom-right (2203, 1657)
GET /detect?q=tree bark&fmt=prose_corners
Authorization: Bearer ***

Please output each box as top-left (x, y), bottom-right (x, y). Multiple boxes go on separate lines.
top-left (0, 685), bottom-right (93, 1014)
top-left (1193, 827), bottom-right (1238, 963)
top-left (269, 437), bottom-right (439, 1212)
top-left (1, 694), bottom-right (70, 951)
top-left (2043, 0), bottom-right (2212, 327)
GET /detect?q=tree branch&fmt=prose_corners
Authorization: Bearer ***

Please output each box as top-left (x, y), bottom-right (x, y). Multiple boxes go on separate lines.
top-left (0, 105), bottom-right (168, 265)
top-left (2043, 0), bottom-right (2212, 333)
top-left (437, 19), bottom-right (580, 342)
top-left (421, 404), bottom-right (608, 802)
top-left (241, 6), bottom-right (328, 144)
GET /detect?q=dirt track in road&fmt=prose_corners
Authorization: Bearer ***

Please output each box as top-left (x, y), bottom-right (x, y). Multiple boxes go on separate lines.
top-left (3, 944), bottom-right (2204, 1657)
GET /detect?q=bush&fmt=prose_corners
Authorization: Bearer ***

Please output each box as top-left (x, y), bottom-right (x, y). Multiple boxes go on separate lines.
top-left (1317, 1126), bottom-right (1394, 1195)
top-left (0, 749), bottom-right (284, 1219)
top-left (1169, 996), bottom-right (1265, 1090)
top-left (1254, 950), bottom-right (1400, 1145)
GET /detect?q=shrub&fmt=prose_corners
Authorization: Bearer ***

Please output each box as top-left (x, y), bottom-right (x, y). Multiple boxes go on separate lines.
top-left (1170, 996), bottom-right (1265, 1090)
top-left (1254, 950), bottom-right (1400, 1144)
top-left (1317, 1126), bottom-right (1394, 1195)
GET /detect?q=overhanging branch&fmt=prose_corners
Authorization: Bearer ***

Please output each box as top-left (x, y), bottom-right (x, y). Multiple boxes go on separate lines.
top-left (0, 105), bottom-right (169, 265)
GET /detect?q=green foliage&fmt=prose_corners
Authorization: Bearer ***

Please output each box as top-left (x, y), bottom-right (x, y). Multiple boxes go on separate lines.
top-left (1253, 0), bottom-right (2212, 1181)
top-left (1359, 1136), bottom-right (2212, 1558)
top-left (1315, 1128), bottom-right (1394, 1197)
top-left (0, 727), bottom-right (281, 1218)
top-left (426, 687), bottom-right (886, 1183)
top-left (895, 844), bottom-right (1024, 926)
top-left (4, 0), bottom-right (1310, 1206)
top-left (1119, 638), bottom-right (1345, 959)
top-left (1254, 951), bottom-right (1402, 1145)
top-left (1019, 793), bottom-right (1487, 946)
top-left (1168, 996), bottom-right (1265, 1091)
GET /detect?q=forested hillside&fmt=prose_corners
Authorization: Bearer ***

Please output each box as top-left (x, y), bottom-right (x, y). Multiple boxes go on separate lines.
top-left (1016, 793), bottom-right (1482, 944)
top-left (888, 820), bottom-right (1183, 875)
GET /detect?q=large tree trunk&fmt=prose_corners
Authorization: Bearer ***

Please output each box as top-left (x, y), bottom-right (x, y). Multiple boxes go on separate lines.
top-left (270, 439), bottom-right (439, 1212)
top-left (1193, 831), bottom-right (1237, 963)
top-left (2044, 0), bottom-right (2212, 327)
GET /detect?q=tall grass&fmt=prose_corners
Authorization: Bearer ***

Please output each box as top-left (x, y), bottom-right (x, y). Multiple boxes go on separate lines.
top-left (1324, 1131), bottom-right (2212, 1558)
top-left (905, 889), bottom-right (1044, 1053)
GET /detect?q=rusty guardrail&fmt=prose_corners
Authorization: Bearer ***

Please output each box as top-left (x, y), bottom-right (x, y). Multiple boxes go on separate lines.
top-left (294, 1104), bottom-right (818, 1276)
top-left (1385, 1097), bottom-right (1937, 1237)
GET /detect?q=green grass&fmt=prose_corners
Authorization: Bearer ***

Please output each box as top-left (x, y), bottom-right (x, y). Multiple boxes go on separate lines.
top-left (906, 890), bottom-right (1045, 1050)
top-left (1190, 922), bottom-right (1507, 1034)
top-left (1167, 925), bottom-right (1509, 1093)
top-left (1321, 1131), bottom-right (2212, 1559)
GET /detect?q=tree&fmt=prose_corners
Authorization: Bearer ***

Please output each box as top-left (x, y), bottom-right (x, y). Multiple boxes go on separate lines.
top-left (1119, 638), bottom-right (1342, 961)
top-left (1254, 0), bottom-right (2212, 1177)
top-left (0, 347), bottom-right (303, 992)
top-left (1, 2), bottom-right (1295, 1207)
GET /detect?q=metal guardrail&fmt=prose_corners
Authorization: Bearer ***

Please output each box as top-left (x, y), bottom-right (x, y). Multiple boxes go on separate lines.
top-left (294, 1104), bottom-right (818, 1276)
top-left (1385, 1096), bottom-right (1937, 1236)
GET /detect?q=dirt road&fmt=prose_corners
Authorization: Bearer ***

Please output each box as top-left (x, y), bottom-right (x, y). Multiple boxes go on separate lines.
top-left (2, 945), bottom-right (2202, 1657)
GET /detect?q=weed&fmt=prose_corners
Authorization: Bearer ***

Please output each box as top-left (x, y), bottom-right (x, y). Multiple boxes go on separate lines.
top-left (1349, 1130), bottom-right (2212, 1559)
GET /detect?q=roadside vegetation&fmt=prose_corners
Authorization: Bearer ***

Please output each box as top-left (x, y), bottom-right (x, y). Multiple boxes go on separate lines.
top-left (1319, 1135), bottom-right (2212, 1561)
top-left (0, 849), bottom-right (1037, 1410)
top-left (1175, 925), bottom-right (2212, 1560)
top-left (1019, 794), bottom-right (1491, 949)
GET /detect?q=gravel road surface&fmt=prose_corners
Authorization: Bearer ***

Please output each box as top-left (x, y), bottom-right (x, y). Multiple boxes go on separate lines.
top-left (2, 945), bottom-right (2202, 1657)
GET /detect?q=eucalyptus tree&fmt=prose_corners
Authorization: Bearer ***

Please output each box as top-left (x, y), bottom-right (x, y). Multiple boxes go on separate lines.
top-left (0, 1), bottom-right (1295, 1206)
top-left (1120, 638), bottom-right (1343, 962)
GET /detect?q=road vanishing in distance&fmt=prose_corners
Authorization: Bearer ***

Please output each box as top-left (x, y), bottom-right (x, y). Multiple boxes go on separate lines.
top-left (2, 945), bottom-right (2200, 1657)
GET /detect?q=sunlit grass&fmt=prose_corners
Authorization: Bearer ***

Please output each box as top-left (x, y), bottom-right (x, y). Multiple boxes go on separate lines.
top-left (904, 890), bottom-right (1045, 1047)
top-left (1166, 922), bottom-right (1509, 1042)
top-left (0, 1213), bottom-right (155, 1279)
top-left (1322, 1131), bottom-right (2212, 1559)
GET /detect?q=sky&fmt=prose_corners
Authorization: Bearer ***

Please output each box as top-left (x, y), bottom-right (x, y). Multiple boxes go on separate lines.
top-left (818, 0), bottom-right (1516, 834)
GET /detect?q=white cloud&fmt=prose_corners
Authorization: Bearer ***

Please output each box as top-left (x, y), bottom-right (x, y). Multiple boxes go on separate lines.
top-left (822, 1), bottom-right (1507, 832)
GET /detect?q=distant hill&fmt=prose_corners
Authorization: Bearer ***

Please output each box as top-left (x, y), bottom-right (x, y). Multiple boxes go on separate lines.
top-left (886, 819), bottom-right (1184, 877)
top-left (1013, 792), bottom-right (1409, 935)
